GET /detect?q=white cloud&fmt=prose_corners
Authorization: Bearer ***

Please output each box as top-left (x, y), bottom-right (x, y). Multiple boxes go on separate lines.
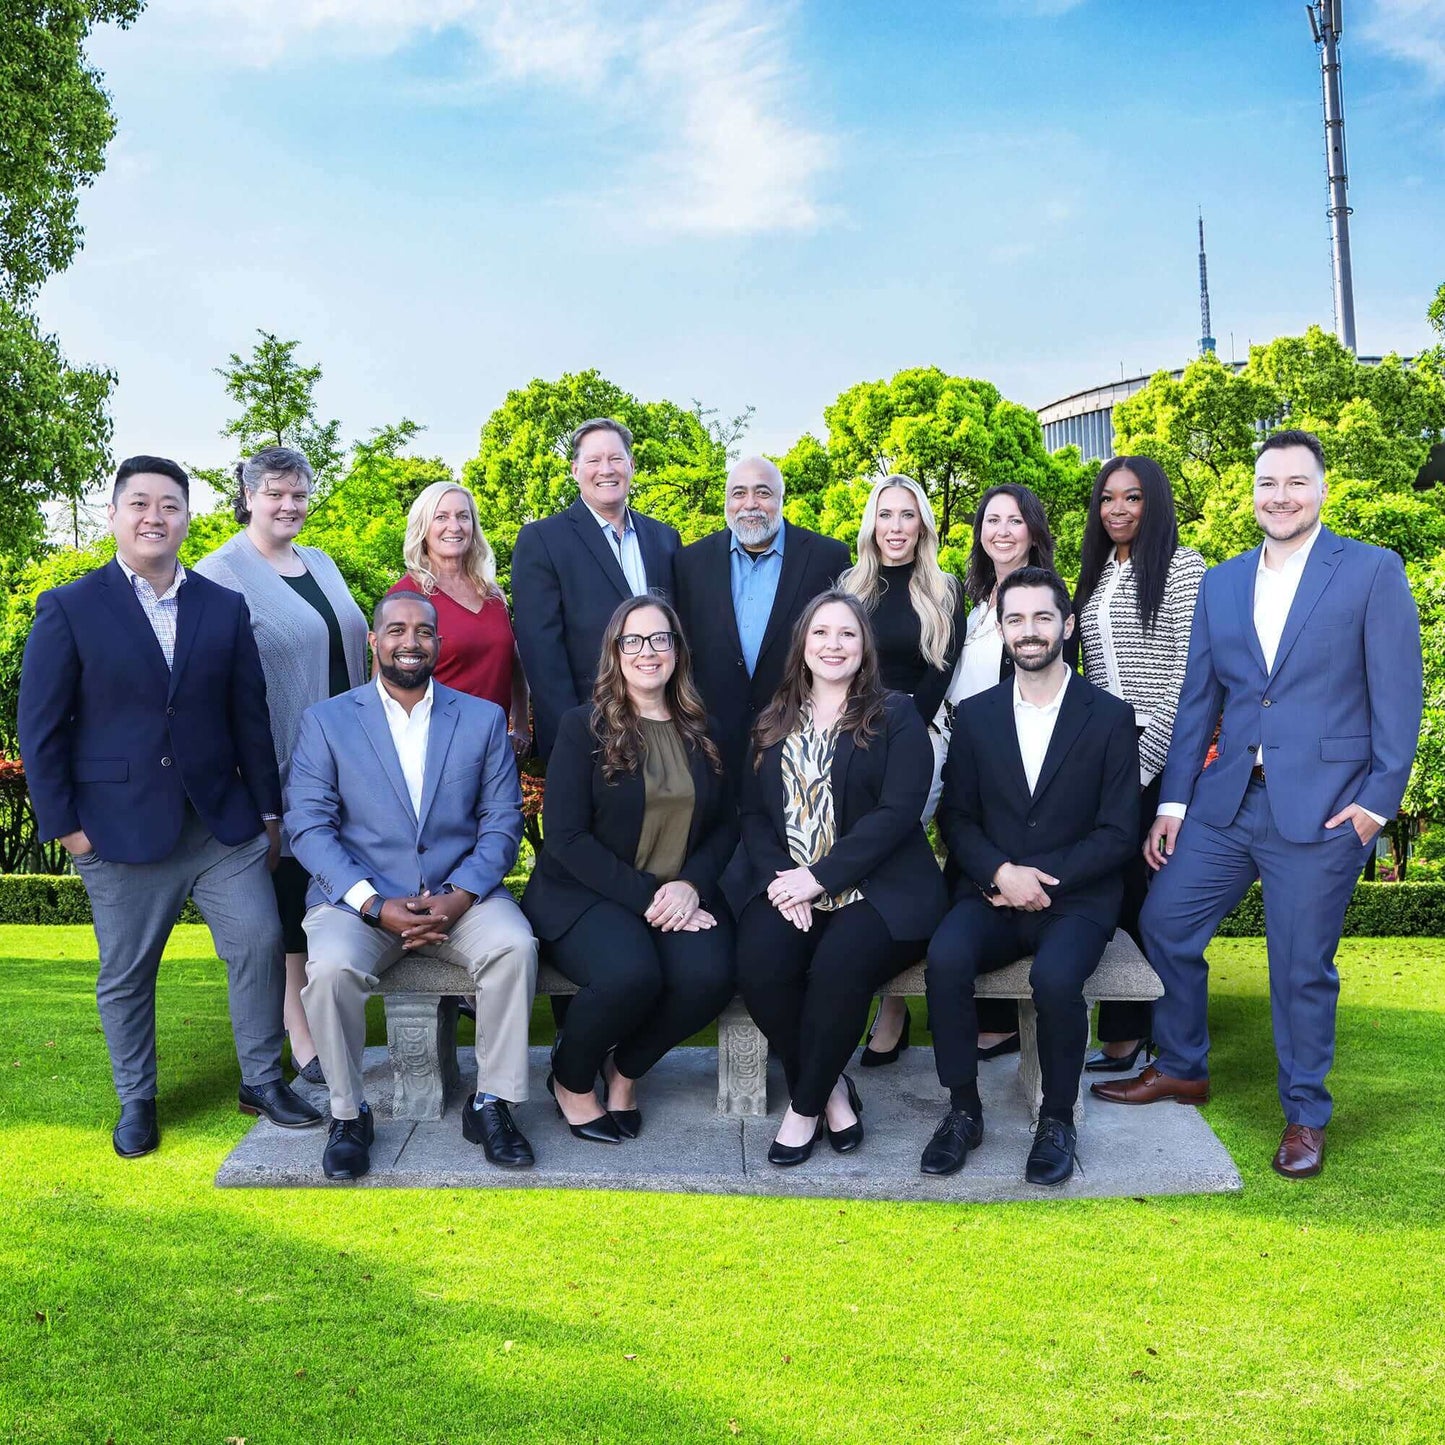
top-left (126, 0), bottom-right (834, 235)
top-left (1361, 0), bottom-right (1445, 87)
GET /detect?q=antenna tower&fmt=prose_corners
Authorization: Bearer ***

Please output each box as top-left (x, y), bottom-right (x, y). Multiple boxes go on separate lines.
top-left (1306, 0), bottom-right (1357, 352)
top-left (1198, 211), bottom-right (1216, 355)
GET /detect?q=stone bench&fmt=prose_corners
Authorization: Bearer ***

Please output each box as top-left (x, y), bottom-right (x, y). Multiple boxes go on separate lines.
top-left (377, 933), bottom-right (1161, 1124)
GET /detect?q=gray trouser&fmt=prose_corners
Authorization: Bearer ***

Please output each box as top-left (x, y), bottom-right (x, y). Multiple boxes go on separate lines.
top-left (75, 815), bottom-right (285, 1103)
top-left (301, 892), bottom-right (538, 1119)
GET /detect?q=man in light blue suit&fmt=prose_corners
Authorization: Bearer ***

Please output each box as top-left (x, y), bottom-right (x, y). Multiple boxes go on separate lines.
top-left (1092, 430), bottom-right (1422, 1179)
top-left (286, 593), bottom-right (538, 1180)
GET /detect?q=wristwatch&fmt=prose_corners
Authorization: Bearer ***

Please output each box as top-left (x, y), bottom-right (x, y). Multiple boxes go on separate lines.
top-left (360, 894), bottom-right (385, 927)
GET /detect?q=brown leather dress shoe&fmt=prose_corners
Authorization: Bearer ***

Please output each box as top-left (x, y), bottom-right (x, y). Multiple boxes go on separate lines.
top-left (1090, 1065), bottom-right (1211, 1106)
top-left (1272, 1124), bottom-right (1325, 1179)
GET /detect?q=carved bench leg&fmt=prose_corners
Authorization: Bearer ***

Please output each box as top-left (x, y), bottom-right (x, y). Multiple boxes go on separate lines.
top-left (716, 998), bottom-right (768, 1117)
top-left (384, 993), bottom-right (461, 1121)
top-left (1013, 999), bottom-right (1085, 1128)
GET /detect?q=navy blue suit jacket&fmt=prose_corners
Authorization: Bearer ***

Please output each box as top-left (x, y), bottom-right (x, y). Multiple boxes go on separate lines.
top-left (1161, 527), bottom-right (1422, 843)
top-left (511, 499), bottom-right (680, 761)
top-left (18, 560), bottom-right (280, 864)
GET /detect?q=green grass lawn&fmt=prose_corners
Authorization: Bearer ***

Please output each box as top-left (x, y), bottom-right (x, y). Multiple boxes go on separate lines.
top-left (1, 926), bottom-right (1442, 1444)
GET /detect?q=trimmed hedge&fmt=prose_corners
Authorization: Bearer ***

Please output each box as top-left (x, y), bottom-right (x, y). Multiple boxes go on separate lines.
top-left (2, 873), bottom-right (1443, 936)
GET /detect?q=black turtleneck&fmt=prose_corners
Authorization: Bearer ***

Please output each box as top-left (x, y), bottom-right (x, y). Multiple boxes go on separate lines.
top-left (871, 561), bottom-right (968, 723)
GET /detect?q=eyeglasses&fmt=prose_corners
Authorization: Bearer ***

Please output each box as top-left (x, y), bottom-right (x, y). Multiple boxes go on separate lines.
top-left (618, 631), bottom-right (677, 655)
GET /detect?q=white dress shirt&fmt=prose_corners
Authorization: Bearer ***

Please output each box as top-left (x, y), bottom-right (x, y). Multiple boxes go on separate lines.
top-left (343, 678), bottom-right (434, 910)
top-left (949, 599), bottom-right (1005, 704)
top-left (583, 500), bottom-right (649, 597)
top-left (1013, 669), bottom-right (1071, 794)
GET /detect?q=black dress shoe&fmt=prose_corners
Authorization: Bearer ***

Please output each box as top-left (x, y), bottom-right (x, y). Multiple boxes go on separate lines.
top-left (977, 1032), bottom-right (1021, 1060)
top-left (462, 1095), bottom-right (535, 1167)
top-left (767, 1116), bottom-right (825, 1167)
top-left (1025, 1116), bottom-right (1077, 1186)
top-left (323, 1103), bottom-right (374, 1180)
top-left (113, 1098), bottom-right (159, 1158)
top-left (1083, 1039), bottom-right (1151, 1073)
top-left (546, 1072), bottom-right (622, 1145)
top-left (828, 1074), bottom-right (864, 1153)
top-left (598, 1050), bottom-right (642, 1138)
top-left (239, 1079), bottom-right (325, 1129)
top-left (919, 1108), bottom-right (984, 1175)
top-left (859, 1002), bottom-right (910, 1068)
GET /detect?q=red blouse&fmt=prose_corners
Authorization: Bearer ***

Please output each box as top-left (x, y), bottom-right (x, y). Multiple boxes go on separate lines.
top-left (387, 574), bottom-right (515, 717)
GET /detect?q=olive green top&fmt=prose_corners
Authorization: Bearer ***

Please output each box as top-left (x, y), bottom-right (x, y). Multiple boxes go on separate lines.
top-left (634, 717), bottom-right (696, 883)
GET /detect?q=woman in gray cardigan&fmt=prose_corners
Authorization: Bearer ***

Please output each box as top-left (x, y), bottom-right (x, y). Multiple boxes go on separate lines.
top-left (194, 445), bottom-right (369, 1085)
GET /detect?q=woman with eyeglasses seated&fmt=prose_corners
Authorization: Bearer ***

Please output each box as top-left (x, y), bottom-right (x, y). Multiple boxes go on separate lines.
top-left (522, 595), bottom-right (738, 1144)
top-left (733, 589), bottom-right (946, 1166)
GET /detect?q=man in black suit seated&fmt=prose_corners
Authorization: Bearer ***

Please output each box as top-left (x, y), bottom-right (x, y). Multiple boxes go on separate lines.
top-left (922, 566), bottom-right (1139, 1186)
top-left (511, 418), bottom-right (681, 762)
top-left (674, 456), bottom-right (850, 789)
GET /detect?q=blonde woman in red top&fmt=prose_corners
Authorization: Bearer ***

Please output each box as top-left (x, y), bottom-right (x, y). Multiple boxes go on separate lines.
top-left (388, 481), bottom-right (530, 756)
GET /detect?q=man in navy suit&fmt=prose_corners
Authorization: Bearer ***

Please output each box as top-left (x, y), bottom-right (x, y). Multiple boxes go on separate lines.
top-left (674, 456), bottom-right (851, 790)
top-left (1093, 430), bottom-right (1423, 1179)
top-left (286, 592), bottom-right (537, 1180)
top-left (511, 418), bottom-right (681, 761)
top-left (18, 455), bottom-right (320, 1158)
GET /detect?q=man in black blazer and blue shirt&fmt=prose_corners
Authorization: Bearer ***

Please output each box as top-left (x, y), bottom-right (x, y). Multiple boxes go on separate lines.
top-left (511, 419), bottom-right (681, 761)
top-left (674, 457), bottom-right (851, 789)
top-left (923, 567), bottom-right (1139, 1185)
top-left (18, 456), bottom-right (320, 1158)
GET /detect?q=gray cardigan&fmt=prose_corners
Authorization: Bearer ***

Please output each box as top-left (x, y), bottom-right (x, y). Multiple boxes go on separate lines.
top-left (194, 533), bottom-right (369, 843)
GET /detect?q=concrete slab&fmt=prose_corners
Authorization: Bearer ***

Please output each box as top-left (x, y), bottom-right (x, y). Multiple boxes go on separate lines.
top-left (215, 1044), bottom-right (1242, 1202)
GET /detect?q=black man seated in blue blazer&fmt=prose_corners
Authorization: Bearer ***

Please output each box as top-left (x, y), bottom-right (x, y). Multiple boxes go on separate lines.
top-left (673, 456), bottom-right (851, 792)
top-left (522, 595), bottom-right (737, 1144)
top-left (17, 455), bottom-right (320, 1159)
top-left (511, 418), bottom-right (681, 763)
top-left (923, 567), bottom-right (1139, 1187)
top-left (733, 589), bottom-right (946, 1168)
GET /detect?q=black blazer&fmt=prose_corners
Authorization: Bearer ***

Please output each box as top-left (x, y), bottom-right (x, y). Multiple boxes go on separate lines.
top-left (937, 673), bottom-right (1139, 930)
top-left (735, 693), bottom-right (946, 942)
top-left (674, 523), bottom-right (851, 788)
top-left (511, 499), bottom-right (681, 761)
top-left (522, 705), bottom-right (738, 940)
top-left (18, 560), bottom-right (280, 864)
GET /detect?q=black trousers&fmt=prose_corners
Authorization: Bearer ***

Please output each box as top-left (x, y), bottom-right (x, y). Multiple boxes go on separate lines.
top-left (546, 900), bottom-right (736, 1094)
top-left (1096, 771), bottom-right (1162, 1044)
top-left (927, 895), bottom-right (1111, 1121)
top-left (737, 897), bottom-right (927, 1116)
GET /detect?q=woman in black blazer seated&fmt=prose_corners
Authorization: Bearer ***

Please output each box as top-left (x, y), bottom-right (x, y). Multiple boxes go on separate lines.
top-left (522, 595), bottom-right (737, 1145)
top-left (735, 589), bottom-right (947, 1166)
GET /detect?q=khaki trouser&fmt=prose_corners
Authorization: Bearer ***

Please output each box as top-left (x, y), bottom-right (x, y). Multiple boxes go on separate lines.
top-left (301, 892), bottom-right (537, 1119)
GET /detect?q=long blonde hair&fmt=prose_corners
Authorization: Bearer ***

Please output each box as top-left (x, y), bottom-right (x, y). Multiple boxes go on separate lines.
top-left (403, 481), bottom-right (502, 600)
top-left (839, 474), bottom-right (958, 670)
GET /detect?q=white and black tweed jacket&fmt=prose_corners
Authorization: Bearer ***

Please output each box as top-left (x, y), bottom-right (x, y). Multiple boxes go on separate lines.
top-left (1078, 546), bottom-right (1207, 783)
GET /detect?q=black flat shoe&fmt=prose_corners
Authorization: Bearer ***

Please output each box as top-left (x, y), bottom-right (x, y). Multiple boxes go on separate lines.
top-left (462, 1094), bottom-right (535, 1167)
top-left (239, 1079), bottom-right (324, 1128)
top-left (290, 1053), bottom-right (326, 1087)
top-left (323, 1103), bottom-right (374, 1181)
top-left (598, 1049), bottom-right (642, 1138)
top-left (767, 1116), bottom-right (825, 1168)
top-left (546, 1072), bottom-right (622, 1145)
top-left (1025, 1116), bottom-right (1077, 1186)
top-left (828, 1074), bottom-right (864, 1153)
top-left (113, 1098), bottom-right (159, 1158)
top-left (1083, 1040), bottom-right (1152, 1073)
top-left (977, 1032), bottom-right (1021, 1061)
top-left (920, 1108), bottom-right (984, 1176)
top-left (859, 1002), bottom-right (911, 1068)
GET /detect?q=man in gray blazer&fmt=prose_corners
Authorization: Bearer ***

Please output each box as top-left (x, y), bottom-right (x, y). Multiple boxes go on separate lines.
top-left (286, 592), bottom-right (538, 1179)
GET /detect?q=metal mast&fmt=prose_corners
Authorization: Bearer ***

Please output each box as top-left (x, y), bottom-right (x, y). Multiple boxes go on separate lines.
top-left (1306, 0), bottom-right (1357, 352)
top-left (1198, 210), bottom-right (1216, 355)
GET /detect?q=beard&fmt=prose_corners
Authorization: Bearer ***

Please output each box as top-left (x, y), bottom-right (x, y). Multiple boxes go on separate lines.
top-left (379, 656), bottom-right (436, 690)
top-left (730, 512), bottom-right (781, 549)
top-left (1007, 634), bottom-right (1065, 672)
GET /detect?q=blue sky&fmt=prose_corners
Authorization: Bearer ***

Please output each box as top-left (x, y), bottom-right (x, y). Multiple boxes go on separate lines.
top-left (35, 0), bottom-right (1445, 484)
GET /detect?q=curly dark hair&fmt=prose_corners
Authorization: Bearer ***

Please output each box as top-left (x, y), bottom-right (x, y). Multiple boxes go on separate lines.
top-left (752, 589), bottom-right (887, 763)
top-left (590, 594), bottom-right (721, 783)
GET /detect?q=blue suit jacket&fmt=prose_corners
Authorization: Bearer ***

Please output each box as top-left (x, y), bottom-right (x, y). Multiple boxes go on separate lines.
top-left (511, 499), bottom-right (680, 761)
top-left (18, 560), bottom-right (280, 864)
top-left (1161, 527), bottom-right (1422, 843)
top-left (284, 681), bottom-right (522, 911)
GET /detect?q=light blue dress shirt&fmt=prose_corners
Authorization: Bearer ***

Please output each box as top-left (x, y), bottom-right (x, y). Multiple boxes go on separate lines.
top-left (584, 501), bottom-right (649, 597)
top-left (729, 522), bottom-right (786, 676)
